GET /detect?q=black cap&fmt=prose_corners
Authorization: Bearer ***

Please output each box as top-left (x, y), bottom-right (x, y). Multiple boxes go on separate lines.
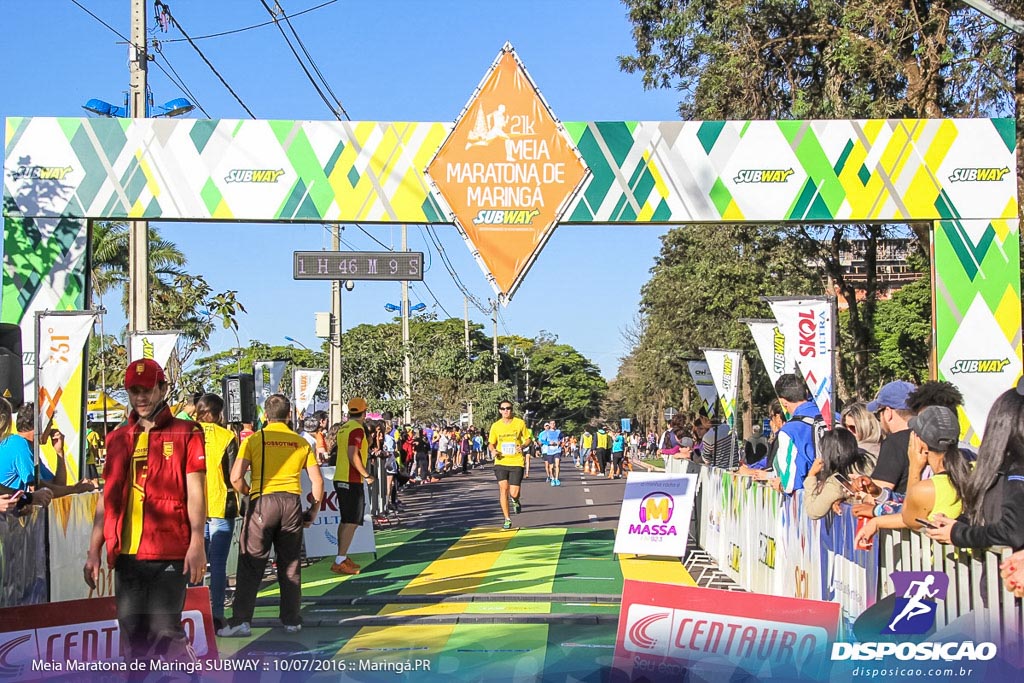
top-left (908, 405), bottom-right (959, 451)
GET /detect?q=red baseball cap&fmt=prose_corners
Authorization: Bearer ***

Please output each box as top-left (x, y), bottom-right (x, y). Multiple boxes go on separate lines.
top-left (125, 359), bottom-right (166, 389)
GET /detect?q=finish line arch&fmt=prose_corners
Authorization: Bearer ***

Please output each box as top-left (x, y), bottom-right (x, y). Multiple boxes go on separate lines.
top-left (4, 45), bottom-right (1021, 467)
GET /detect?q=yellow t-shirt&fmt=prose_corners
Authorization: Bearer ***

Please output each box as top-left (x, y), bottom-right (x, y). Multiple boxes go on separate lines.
top-left (239, 423), bottom-right (316, 498)
top-left (334, 419), bottom-right (369, 484)
top-left (85, 429), bottom-right (101, 466)
top-left (202, 423), bottom-right (237, 518)
top-left (121, 432), bottom-right (149, 554)
top-left (929, 472), bottom-right (963, 520)
top-left (489, 417), bottom-right (529, 468)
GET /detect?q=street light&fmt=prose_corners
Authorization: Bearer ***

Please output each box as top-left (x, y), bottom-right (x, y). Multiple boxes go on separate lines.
top-left (82, 88), bottom-right (195, 118)
top-left (385, 302), bottom-right (426, 313)
top-left (284, 336), bottom-right (311, 351)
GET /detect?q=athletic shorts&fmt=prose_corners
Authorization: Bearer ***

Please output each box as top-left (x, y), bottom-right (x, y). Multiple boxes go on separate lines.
top-left (493, 465), bottom-right (525, 486)
top-left (542, 451), bottom-right (561, 464)
top-left (333, 481), bottom-right (366, 525)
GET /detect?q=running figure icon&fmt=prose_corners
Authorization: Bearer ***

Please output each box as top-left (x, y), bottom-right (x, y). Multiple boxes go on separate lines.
top-left (888, 574), bottom-right (939, 632)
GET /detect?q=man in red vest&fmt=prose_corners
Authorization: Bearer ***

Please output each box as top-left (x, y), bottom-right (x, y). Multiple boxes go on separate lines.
top-left (84, 359), bottom-right (207, 663)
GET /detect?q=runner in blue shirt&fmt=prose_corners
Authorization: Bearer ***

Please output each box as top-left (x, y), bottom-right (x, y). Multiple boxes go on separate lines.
top-left (537, 420), bottom-right (563, 486)
top-left (611, 429), bottom-right (627, 479)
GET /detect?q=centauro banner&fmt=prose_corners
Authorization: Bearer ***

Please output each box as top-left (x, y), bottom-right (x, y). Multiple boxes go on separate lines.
top-left (742, 319), bottom-right (794, 387)
top-left (128, 330), bottom-right (178, 369)
top-left (767, 297), bottom-right (835, 427)
top-left (293, 368), bottom-right (324, 417)
top-left (703, 349), bottom-right (742, 428)
top-left (35, 311), bottom-right (96, 481)
top-left (687, 360), bottom-right (719, 418)
top-left (426, 44), bottom-right (588, 299)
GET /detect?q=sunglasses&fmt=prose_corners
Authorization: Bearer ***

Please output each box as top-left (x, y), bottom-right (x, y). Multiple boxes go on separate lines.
top-left (499, 406), bottom-right (513, 411)
top-left (844, 422), bottom-right (857, 431)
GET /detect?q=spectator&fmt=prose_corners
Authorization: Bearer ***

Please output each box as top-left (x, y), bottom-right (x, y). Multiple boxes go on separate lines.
top-left (694, 412), bottom-right (737, 470)
top-left (841, 402), bottom-right (883, 461)
top-left (85, 424), bottom-right (101, 481)
top-left (324, 422), bottom-right (343, 467)
top-left (175, 392), bottom-right (201, 421)
top-left (855, 405), bottom-right (970, 547)
top-left (867, 380), bottom-right (917, 494)
top-left (0, 398), bottom-right (55, 509)
top-left (769, 374), bottom-right (821, 493)
top-left (412, 429), bottom-right (432, 482)
top-left (743, 423), bottom-right (769, 467)
top-left (299, 415), bottom-right (320, 454)
top-left (83, 359), bottom-right (206, 663)
top-left (740, 399), bottom-right (788, 480)
top-left (803, 428), bottom-right (874, 520)
top-left (220, 393), bottom-right (322, 636)
top-left (927, 384), bottom-right (1024, 552)
top-left (194, 393), bottom-right (238, 631)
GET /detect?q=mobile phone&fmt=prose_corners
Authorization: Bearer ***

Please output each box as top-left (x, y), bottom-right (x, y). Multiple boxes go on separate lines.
top-left (11, 490), bottom-right (24, 501)
top-left (915, 518), bottom-right (937, 530)
top-left (834, 474), bottom-right (857, 495)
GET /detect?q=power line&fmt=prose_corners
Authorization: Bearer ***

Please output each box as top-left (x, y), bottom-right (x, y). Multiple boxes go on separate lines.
top-left (70, 0), bottom-right (210, 115)
top-left (259, 0), bottom-right (342, 120)
top-left (160, 0), bottom-right (339, 43)
top-left (156, 1), bottom-right (257, 118)
top-left (277, 1), bottom-right (350, 119)
top-left (419, 225), bottom-right (490, 315)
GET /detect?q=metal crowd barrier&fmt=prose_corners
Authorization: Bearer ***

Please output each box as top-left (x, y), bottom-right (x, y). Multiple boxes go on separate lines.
top-left (0, 507), bottom-right (48, 607)
top-left (665, 455), bottom-right (1024, 660)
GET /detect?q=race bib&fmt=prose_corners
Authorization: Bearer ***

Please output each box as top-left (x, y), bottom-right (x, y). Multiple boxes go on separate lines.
top-left (501, 443), bottom-right (516, 455)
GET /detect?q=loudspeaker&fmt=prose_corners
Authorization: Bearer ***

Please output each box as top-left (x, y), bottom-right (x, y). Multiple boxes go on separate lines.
top-left (0, 323), bottom-right (24, 409)
top-left (221, 373), bottom-right (256, 424)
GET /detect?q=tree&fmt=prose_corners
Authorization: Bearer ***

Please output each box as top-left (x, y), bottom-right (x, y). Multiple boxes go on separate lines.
top-left (89, 221), bottom-right (187, 307)
top-left (619, 0), bottom-right (1017, 397)
top-left (615, 222), bottom-right (819, 432)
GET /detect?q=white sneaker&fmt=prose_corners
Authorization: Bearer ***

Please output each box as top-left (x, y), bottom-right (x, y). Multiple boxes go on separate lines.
top-left (284, 624), bottom-right (302, 634)
top-left (217, 622), bottom-right (251, 638)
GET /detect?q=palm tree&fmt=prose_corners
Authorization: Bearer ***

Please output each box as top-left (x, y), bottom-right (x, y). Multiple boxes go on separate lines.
top-left (90, 221), bottom-right (188, 310)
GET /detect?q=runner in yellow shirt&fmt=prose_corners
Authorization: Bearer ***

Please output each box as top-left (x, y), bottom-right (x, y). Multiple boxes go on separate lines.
top-left (488, 400), bottom-right (529, 531)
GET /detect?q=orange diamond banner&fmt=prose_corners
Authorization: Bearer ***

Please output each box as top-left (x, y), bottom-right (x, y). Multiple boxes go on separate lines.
top-left (427, 45), bottom-right (588, 300)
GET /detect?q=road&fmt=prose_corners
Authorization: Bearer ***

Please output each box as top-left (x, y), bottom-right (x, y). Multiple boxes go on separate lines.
top-left (212, 455), bottom-right (697, 682)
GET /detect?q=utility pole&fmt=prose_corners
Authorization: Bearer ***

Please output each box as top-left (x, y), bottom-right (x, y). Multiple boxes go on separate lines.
top-left (464, 296), bottom-right (470, 355)
top-left (329, 225), bottom-right (343, 425)
top-left (402, 225), bottom-right (412, 424)
top-left (492, 300), bottom-right (499, 384)
top-left (127, 0), bottom-right (149, 333)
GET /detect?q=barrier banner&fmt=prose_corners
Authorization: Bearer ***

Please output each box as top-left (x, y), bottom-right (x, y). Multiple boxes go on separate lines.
top-left (703, 348), bottom-right (742, 428)
top-left (767, 296), bottom-right (835, 426)
top-left (0, 587), bottom-right (218, 679)
top-left (35, 311), bottom-right (96, 482)
top-left (301, 466), bottom-right (375, 557)
top-left (254, 360), bottom-right (287, 410)
top-left (742, 318), bottom-right (795, 386)
top-left (613, 472), bottom-right (697, 558)
top-left (127, 330), bottom-right (178, 367)
top-left (687, 360), bottom-right (719, 417)
top-left (47, 492), bottom-right (104, 603)
top-left (612, 580), bottom-right (839, 681)
top-left (292, 368), bottom-right (324, 416)
top-left (817, 507), bottom-right (878, 638)
top-left (0, 508), bottom-right (47, 607)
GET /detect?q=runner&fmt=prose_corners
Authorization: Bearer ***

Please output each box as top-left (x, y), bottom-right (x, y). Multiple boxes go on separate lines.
top-left (330, 398), bottom-right (376, 576)
top-left (538, 420), bottom-right (563, 486)
top-left (488, 401), bottom-right (530, 530)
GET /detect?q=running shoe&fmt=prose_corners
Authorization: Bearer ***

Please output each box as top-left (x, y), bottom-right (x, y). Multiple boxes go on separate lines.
top-left (549, 479), bottom-right (555, 486)
top-left (217, 622), bottom-right (251, 638)
top-left (553, 479), bottom-right (561, 486)
top-left (330, 558), bottom-right (361, 575)
top-left (511, 497), bottom-right (522, 514)
top-left (284, 624), bottom-right (302, 634)
top-left (502, 518), bottom-right (513, 530)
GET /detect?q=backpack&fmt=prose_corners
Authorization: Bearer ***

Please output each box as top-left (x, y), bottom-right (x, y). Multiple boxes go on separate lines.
top-left (796, 415), bottom-right (828, 460)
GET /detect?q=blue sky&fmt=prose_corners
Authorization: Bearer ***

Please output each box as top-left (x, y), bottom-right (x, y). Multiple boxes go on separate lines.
top-left (2, 0), bottom-right (683, 378)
